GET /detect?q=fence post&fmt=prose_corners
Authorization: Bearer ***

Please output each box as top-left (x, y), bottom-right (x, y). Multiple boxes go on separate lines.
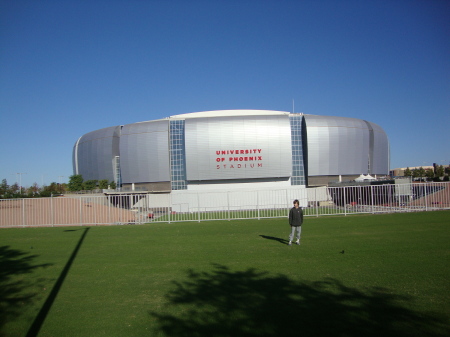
top-left (22, 198), bottom-right (25, 227)
top-left (128, 195), bottom-right (132, 224)
top-left (285, 188), bottom-right (289, 212)
top-left (409, 182), bottom-right (413, 212)
top-left (424, 183), bottom-right (428, 211)
top-left (371, 185), bottom-right (374, 214)
top-left (168, 193), bottom-right (171, 224)
top-left (227, 191), bottom-right (230, 221)
top-left (197, 192), bottom-right (200, 223)
top-left (343, 187), bottom-right (347, 216)
top-left (79, 197), bottom-right (83, 226)
top-left (108, 195), bottom-right (111, 225)
top-left (51, 195), bottom-right (54, 227)
top-left (257, 190), bottom-right (260, 220)
top-left (94, 197), bottom-right (97, 225)
top-left (389, 185), bottom-right (392, 211)
top-left (315, 188), bottom-right (318, 217)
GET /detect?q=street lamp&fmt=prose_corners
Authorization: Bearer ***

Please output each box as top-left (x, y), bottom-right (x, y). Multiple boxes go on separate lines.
top-left (15, 173), bottom-right (27, 194)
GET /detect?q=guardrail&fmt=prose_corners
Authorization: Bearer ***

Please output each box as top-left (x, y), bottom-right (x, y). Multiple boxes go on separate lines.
top-left (0, 182), bottom-right (448, 227)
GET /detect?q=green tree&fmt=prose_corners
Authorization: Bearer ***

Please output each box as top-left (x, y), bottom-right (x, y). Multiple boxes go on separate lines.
top-left (110, 181), bottom-right (117, 189)
top-left (0, 179), bottom-right (8, 198)
top-left (39, 190), bottom-right (52, 197)
top-left (83, 180), bottom-right (98, 190)
top-left (9, 182), bottom-right (19, 195)
top-left (44, 182), bottom-right (59, 193)
top-left (425, 169), bottom-right (434, 180)
top-left (1, 182), bottom-right (20, 198)
top-left (26, 182), bottom-right (40, 197)
top-left (68, 174), bottom-right (84, 191)
top-left (59, 183), bottom-right (67, 193)
top-left (404, 167), bottom-right (412, 177)
top-left (417, 167), bottom-right (426, 181)
top-left (436, 165), bottom-right (445, 178)
top-left (98, 179), bottom-right (109, 189)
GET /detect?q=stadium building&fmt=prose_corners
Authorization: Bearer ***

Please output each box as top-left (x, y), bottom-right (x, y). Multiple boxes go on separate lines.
top-left (72, 110), bottom-right (389, 209)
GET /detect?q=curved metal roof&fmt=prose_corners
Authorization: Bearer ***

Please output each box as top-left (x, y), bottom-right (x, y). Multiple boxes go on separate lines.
top-left (169, 109), bottom-right (290, 119)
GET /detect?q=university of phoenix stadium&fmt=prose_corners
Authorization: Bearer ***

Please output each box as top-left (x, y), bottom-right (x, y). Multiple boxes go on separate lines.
top-left (72, 110), bottom-right (389, 209)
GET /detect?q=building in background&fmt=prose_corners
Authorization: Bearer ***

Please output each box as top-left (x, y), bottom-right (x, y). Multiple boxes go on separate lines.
top-left (390, 165), bottom-right (449, 177)
top-left (73, 110), bottom-right (390, 194)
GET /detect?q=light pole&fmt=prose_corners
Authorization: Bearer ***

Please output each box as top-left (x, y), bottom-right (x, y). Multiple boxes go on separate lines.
top-left (16, 173), bottom-right (27, 194)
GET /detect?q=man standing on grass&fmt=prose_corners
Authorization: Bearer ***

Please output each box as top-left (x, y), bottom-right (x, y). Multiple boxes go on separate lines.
top-left (288, 199), bottom-right (303, 246)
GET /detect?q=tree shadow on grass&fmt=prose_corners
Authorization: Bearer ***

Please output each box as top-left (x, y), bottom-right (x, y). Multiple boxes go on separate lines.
top-left (150, 264), bottom-right (448, 337)
top-left (0, 246), bottom-right (52, 335)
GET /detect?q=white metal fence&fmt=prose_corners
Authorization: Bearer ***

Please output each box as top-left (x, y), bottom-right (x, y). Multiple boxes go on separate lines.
top-left (0, 182), bottom-right (449, 227)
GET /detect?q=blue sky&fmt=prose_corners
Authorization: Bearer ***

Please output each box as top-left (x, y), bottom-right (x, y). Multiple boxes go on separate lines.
top-left (1, 0), bottom-right (449, 188)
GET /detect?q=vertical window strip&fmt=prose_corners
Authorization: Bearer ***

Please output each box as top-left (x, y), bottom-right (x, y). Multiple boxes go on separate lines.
top-left (289, 115), bottom-right (305, 185)
top-left (169, 120), bottom-right (187, 190)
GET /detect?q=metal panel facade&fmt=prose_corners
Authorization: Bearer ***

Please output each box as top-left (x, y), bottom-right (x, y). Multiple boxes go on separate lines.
top-left (184, 115), bottom-right (292, 181)
top-left (304, 115), bottom-right (370, 176)
top-left (367, 121), bottom-right (390, 174)
top-left (73, 126), bottom-right (120, 181)
top-left (119, 120), bottom-right (170, 183)
top-left (73, 110), bottom-right (390, 187)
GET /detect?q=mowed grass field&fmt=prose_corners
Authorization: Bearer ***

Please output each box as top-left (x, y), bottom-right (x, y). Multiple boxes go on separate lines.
top-left (1, 211), bottom-right (449, 337)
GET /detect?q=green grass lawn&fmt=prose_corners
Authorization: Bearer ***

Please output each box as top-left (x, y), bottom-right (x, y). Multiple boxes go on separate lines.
top-left (1, 211), bottom-right (449, 336)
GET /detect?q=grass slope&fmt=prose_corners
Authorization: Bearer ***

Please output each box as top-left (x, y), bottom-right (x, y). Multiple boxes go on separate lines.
top-left (1, 211), bottom-right (449, 336)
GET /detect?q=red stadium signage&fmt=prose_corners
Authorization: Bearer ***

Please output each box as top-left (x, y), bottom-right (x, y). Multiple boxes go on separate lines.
top-left (215, 149), bottom-right (263, 169)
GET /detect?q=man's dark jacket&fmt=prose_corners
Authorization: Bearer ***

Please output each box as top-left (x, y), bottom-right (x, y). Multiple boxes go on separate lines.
top-left (289, 207), bottom-right (303, 227)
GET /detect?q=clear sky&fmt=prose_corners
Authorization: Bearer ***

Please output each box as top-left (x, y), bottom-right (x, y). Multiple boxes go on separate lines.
top-left (1, 0), bottom-right (449, 188)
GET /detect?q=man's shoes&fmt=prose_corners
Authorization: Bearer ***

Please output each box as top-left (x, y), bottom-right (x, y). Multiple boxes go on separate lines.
top-left (296, 240), bottom-right (300, 245)
top-left (288, 241), bottom-right (292, 246)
